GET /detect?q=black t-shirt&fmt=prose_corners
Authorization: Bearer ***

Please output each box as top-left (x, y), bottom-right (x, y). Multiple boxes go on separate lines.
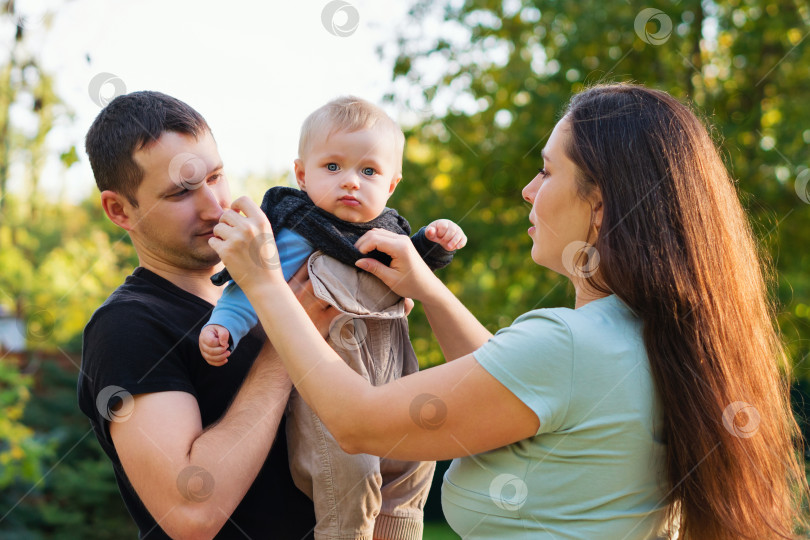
top-left (77, 267), bottom-right (315, 539)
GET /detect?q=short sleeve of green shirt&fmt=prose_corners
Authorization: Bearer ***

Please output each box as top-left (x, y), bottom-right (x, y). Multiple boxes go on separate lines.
top-left (473, 310), bottom-right (574, 435)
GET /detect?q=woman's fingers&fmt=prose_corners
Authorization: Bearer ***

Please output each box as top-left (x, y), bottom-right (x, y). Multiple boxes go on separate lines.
top-left (218, 208), bottom-right (242, 226)
top-left (230, 196), bottom-right (275, 235)
top-left (208, 235), bottom-right (224, 253)
top-left (212, 221), bottom-right (234, 241)
top-left (229, 196), bottom-right (263, 220)
top-left (355, 228), bottom-right (408, 257)
top-left (355, 257), bottom-right (396, 284)
top-left (209, 196), bottom-right (284, 289)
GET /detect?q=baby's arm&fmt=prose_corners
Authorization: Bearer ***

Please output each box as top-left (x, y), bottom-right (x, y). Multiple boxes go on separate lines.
top-left (409, 219), bottom-right (465, 271)
top-left (202, 280), bottom-right (259, 362)
top-left (200, 227), bottom-right (315, 366)
top-left (425, 219), bottom-right (467, 251)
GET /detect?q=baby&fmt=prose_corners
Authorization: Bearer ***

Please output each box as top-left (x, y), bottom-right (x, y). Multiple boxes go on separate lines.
top-left (200, 96), bottom-right (466, 540)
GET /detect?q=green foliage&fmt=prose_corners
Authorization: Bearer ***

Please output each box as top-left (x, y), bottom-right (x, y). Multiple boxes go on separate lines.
top-left (0, 3), bottom-right (137, 535)
top-left (0, 194), bottom-right (137, 352)
top-left (385, 0), bottom-right (810, 381)
top-left (0, 361), bottom-right (138, 539)
top-left (0, 361), bottom-right (53, 489)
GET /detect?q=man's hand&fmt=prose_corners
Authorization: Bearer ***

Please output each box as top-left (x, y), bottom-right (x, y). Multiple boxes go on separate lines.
top-left (425, 219), bottom-right (467, 251)
top-left (200, 324), bottom-right (231, 366)
top-left (288, 264), bottom-right (339, 338)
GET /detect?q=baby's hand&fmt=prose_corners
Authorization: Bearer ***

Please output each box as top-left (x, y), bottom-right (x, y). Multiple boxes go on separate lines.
top-left (200, 324), bottom-right (231, 366)
top-left (425, 219), bottom-right (467, 251)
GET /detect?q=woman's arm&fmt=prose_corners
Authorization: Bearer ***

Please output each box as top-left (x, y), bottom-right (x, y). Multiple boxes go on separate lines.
top-left (354, 228), bottom-right (493, 360)
top-left (209, 197), bottom-right (539, 461)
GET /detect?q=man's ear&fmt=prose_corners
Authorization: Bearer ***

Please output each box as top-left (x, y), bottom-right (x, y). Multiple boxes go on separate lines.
top-left (388, 173), bottom-right (402, 195)
top-left (100, 190), bottom-right (136, 231)
top-left (294, 159), bottom-right (306, 191)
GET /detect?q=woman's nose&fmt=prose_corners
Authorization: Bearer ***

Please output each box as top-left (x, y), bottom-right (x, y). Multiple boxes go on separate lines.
top-left (522, 176), bottom-right (539, 204)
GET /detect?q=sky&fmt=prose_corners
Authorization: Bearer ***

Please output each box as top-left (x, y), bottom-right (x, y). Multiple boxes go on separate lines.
top-left (5, 0), bottom-right (429, 202)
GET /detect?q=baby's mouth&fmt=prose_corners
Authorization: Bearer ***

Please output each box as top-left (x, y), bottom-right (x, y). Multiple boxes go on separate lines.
top-left (339, 196), bottom-right (360, 206)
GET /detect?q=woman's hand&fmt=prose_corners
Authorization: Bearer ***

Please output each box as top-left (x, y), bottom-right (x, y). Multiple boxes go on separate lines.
top-left (354, 228), bottom-right (442, 303)
top-left (208, 196), bottom-right (285, 291)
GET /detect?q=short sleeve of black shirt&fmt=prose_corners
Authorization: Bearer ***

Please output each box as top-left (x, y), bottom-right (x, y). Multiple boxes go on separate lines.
top-left (77, 268), bottom-right (315, 539)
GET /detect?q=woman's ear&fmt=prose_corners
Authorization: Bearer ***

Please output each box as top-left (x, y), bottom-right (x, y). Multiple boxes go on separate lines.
top-left (591, 189), bottom-right (604, 231)
top-left (100, 190), bottom-right (136, 231)
top-left (294, 159), bottom-right (306, 191)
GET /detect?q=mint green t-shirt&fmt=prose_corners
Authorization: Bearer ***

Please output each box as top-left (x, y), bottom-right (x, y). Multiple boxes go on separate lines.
top-left (442, 295), bottom-right (668, 539)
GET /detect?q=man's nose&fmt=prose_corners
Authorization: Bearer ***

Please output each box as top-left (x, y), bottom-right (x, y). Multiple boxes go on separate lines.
top-left (198, 184), bottom-right (224, 221)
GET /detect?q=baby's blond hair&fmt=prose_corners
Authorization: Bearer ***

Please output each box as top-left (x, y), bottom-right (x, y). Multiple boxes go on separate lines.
top-left (298, 96), bottom-right (405, 173)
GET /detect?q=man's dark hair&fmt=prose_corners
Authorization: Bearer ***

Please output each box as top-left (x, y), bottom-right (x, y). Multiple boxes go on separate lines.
top-left (85, 91), bottom-right (210, 207)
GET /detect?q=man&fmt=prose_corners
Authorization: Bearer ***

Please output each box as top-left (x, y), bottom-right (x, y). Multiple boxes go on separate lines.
top-left (77, 91), bottom-right (317, 538)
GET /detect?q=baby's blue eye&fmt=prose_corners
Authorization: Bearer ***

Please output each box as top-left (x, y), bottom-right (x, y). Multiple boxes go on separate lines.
top-left (362, 167), bottom-right (375, 176)
top-left (327, 163), bottom-right (338, 171)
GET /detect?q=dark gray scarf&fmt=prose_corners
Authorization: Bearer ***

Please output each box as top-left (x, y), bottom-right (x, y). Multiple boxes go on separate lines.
top-left (211, 187), bottom-right (453, 286)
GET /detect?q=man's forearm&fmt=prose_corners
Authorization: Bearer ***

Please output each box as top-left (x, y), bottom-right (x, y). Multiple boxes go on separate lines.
top-left (167, 342), bottom-right (291, 539)
top-left (190, 341), bottom-right (289, 509)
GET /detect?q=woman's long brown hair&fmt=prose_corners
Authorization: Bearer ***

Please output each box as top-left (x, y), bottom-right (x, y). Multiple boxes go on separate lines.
top-left (564, 84), bottom-right (807, 539)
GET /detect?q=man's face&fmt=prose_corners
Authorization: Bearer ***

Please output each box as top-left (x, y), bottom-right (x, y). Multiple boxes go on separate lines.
top-left (127, 130), bottom-right (230, 270)
top-left (295, 125), bottom-right (401, 223)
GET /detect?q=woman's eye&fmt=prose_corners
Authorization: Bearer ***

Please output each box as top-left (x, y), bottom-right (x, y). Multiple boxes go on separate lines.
top-left (326, 163), bottom-right (339, 172)
top-left (362, 167), bottom-right (375, 176)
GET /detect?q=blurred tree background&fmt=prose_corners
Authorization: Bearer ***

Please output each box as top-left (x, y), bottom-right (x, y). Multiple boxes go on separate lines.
top-left (1, 0), bottom-right (809, 536)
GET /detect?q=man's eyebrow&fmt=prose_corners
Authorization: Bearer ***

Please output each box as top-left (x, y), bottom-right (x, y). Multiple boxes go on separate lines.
top-left (159, 184), bottom-right (181, 197)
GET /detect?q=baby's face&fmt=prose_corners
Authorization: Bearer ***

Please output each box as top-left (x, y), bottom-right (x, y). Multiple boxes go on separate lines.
top-left (295, 126), bottom-right (401, 223)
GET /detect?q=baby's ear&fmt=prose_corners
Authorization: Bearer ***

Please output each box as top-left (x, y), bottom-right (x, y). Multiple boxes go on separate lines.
top-left (294, 159), bottom-right (306, 190)
top-left (388, 173), bottom-right (402, 194)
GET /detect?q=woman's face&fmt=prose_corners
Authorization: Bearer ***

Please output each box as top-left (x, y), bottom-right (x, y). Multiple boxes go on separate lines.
top-left (521, 117), bottom-right (602, 278)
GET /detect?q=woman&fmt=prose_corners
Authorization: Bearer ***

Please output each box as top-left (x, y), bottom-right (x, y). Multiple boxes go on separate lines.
top-left (210, 84), bottom-right (807, 539)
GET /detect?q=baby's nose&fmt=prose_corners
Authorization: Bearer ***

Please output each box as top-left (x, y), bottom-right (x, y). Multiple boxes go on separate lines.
top-left (341, 173), bottom-right (361, 188)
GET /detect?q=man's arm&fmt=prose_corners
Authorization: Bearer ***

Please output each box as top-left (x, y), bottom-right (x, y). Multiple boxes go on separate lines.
top-left (110, 341), bottom-right (290, 540)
